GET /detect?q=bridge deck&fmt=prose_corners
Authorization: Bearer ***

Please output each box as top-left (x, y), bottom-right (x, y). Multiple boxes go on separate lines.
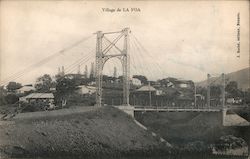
top-left (134, 107), bottom-right (221, 112)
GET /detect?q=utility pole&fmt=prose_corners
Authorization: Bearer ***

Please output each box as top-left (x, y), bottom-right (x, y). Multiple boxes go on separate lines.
top-left (221, 73), bottom-right (226, 125)
top-left (62, 66), bottom-right (65, 75)
top-left (58, 67), bottom-right (61, 75)
top-left (194, 84), bottom-right (197, 108)
top-left (84, 65), bottom-right (88, 78)
top-left (113, 67), bottom-right (117, 78)
top-left (77, 65), bottom-right (81, 74)
top-left (207, 74), bottom-right (210, 108)
top-left (90, 62), bottom-right (94, 79)
top-left (149, 81), bottom-right (152, 107)
top-left (222, 73), bottom-right (225, 109)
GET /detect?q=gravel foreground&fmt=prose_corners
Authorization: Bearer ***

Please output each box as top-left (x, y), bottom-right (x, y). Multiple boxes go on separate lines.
top-left (0, 106), bottom-right (171, 158)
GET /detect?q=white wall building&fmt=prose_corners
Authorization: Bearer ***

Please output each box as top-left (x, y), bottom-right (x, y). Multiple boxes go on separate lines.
top-left (131, 78), bottom-right (142, 86)
top-left (16, 86), bottom-right (35, 94)
top-left (77, 85), bottom-right (96, 95)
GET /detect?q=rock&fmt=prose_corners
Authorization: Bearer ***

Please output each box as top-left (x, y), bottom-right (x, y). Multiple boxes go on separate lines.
top-left (3, 146), bottom-right (28, 157)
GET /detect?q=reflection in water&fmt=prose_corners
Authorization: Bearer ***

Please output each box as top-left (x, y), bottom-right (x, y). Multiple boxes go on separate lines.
top-left (15, 155), bottom-right (248, 159)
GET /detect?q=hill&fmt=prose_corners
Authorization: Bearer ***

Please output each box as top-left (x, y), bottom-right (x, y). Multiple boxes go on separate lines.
top-left (196, 67), bottom-right (249, 90)
top-left (0, 106), bottom-right (170, 158)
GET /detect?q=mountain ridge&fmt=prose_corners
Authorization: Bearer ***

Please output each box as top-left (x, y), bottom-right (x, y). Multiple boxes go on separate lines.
top-left (196, 67), bottom-right (250, 90)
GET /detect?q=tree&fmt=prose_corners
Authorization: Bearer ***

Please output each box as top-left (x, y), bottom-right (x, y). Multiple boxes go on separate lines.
top-left (0, 86), bottom-right (7, 105)
top-left (55, 77), bottom-right (78, 106)
top-left (225, 81), bottom-right (242, 97)
top-left (132, 75), bottom-right (148, 85)
top-left (35, 74), bottom-right (52, 92)
top-left (102, 75), bottom-right (111, 83)
top-left (5, 94), bottom-right (19, 104)
top-left (210, 85), bottom-right (221, 98)
top-left (196, 86), bottom-right (207, 97)
top-left (6, 82), bottom-right (22, 92)
top-left (226, 81), bottom-right (238, 92)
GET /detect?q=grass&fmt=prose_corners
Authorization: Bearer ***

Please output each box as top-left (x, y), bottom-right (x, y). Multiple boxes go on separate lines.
top-left (0, 106), bottom-right (169, 158)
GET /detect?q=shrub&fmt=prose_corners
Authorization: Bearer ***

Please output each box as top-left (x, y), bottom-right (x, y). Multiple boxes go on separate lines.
top-left (5, 94), bottom-right (19, 104)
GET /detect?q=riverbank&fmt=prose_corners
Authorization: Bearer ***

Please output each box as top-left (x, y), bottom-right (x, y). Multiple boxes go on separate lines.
top-left (0, 106), bottom-right (171, 158)
top-left (135, 111), bottom-right (250, 155)
top-left (0, 106), bottom-right (249, 158)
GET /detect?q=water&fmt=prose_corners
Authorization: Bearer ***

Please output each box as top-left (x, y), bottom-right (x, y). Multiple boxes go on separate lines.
top-left (14, 155), bottom-right (248, 159)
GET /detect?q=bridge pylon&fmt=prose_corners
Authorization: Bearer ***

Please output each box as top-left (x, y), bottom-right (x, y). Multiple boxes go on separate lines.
top-left (95, 28), bottom-right (131, 106)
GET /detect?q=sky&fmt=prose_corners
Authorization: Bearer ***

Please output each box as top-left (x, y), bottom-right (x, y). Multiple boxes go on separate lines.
top-left (0, 0), bottom-right (249, 85)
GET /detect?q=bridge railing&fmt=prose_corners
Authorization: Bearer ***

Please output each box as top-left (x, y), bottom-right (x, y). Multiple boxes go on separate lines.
top-left (103, 94), bottom-right (224, 109)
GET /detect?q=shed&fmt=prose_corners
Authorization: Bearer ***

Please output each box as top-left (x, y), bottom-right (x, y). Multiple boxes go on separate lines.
top-left (16, 86), bottom-right (35, 94)
top-left (77, 85), bottom-right (96, 95)
top-left (23, 93), bottom-right (54, 104)
top-left (136, 85), bottom-right (156, 92)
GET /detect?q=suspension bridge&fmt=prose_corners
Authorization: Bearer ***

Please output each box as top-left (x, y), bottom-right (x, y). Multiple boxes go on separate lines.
top-left (1, 28), bottom-right (249, 126)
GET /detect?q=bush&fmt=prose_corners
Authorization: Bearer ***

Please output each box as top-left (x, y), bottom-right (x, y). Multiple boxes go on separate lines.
top-left (0, 96), bottom-right (7, 106)
top-left (5, 94), bottom-right (19, 104)
top-left (214, 135), bottom-right (247, 151)
top-left (183, 141), bottom-right (209, 152)
top-left (67, 93), bottom-right (95, 106)
top-left (21, 102), bottom-right (47, 112)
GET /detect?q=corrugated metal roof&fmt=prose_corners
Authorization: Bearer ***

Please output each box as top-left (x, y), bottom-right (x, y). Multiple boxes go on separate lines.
top-left (17, 86), bottom-right (35, 91)
top-left (25, 93), bottom-right (54, 99)
top-left (136, 85), bottom-right (156, 92)
top-left (78, 85), bottom-right (96, 90)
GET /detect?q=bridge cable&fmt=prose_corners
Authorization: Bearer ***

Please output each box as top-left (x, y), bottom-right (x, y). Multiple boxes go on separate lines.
top-left (1, 35), bottom-right (94, 86)
top-left (131, 33), bottom-right (166, 78)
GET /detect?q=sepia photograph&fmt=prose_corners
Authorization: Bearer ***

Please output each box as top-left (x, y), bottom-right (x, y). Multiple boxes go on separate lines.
top-left (0, 0), bottom-right (249, 158)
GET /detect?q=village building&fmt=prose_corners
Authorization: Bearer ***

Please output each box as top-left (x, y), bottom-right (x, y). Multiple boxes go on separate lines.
top-left (19, 93), bottom-right (55, 109)
top-left (76, 85), bottom-right (96, 95)
top-left (136, 85), bottom-right (156, 92)
top-left (88, 81), bottom-right (96, 86)
top-left (16, 85), bottom-right (35, 94)
top-left (166, 81), bottom-right (175, 88)
top-left (156, 89), bottom-right (163, 96)
top-left (159, 77), bottom-right (194, 89)
top-left (49, 87), bottom-right (56, 92)
top-left (135, 85), bottom-right (157, 96)
top-left (179, 83), bottom-right (188, 88)
top-left (21, 93), bottom-right (54, 103)
top-left (226, 97), bottom-right (243, 104)
top-left (131, 78), bottom-right (142, 86)
top-left (177, 80), bottom-right (194, 89)
top-left (195, 94), bottom-right (205, 100)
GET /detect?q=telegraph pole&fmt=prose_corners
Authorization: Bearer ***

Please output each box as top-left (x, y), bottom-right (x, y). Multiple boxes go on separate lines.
top-left (221, 73), bottom-right (225, 109)
top-left (207, 74), bottom-right (211, 108)
top-left (221, 73), bottom-right (226, 125)
top-left (149, 81), bottom-right (152, 107)
top-left (194, 84), bottom-right (197, 108)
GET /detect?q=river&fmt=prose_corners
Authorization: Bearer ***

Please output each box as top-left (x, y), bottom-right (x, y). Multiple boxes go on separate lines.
top-left (13, 155), bottom-right (249, 159)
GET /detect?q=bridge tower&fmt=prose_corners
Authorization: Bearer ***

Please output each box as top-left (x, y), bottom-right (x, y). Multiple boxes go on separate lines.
top-left (207, 73), bottom-right (227, 125)
top-left (95, 28), bottom-right (130, 106)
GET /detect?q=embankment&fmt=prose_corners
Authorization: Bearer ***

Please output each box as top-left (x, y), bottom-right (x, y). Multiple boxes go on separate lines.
top-left (135, 111), bottom-right (249, 146)
top-left (0, 106), bottom-right (170, 158)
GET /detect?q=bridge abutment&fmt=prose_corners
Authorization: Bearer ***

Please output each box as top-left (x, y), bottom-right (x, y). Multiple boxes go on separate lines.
top-left (115, 105), bottom-right (134, 117)
top-left (222, 108), bottom-right (227, 126)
